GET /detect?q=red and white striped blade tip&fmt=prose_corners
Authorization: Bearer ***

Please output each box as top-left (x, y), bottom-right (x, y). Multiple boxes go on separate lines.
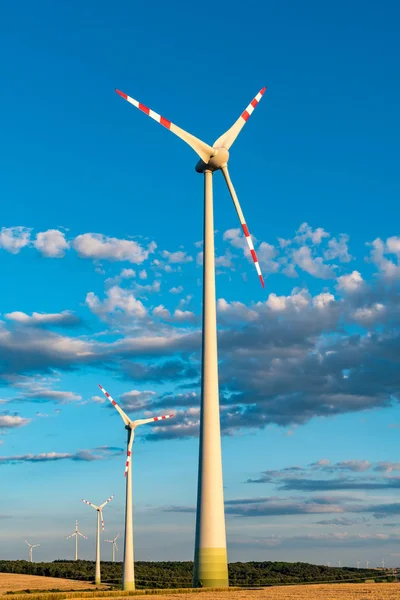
top-left (115, 89), bottom-right (128, 100)
top-left (153, 414), bottom-right (174, 421)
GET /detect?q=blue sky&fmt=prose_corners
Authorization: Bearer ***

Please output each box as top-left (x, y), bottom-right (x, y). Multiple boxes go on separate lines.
top-left (1, 0), bottom-right (400, 569)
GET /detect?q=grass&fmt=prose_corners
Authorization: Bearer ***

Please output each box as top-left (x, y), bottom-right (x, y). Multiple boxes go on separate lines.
top-left (1, 588), bottom-right (240, 600)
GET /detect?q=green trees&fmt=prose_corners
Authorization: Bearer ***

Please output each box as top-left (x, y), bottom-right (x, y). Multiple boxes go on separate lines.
top-left (0, 560), bottom-right (380, 588)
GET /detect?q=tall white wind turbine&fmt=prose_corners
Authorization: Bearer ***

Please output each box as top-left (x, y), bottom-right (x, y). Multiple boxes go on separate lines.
top-left (66, 520), bottom-right (87, 561)
top-left (81, 494), bottom-right (114, 584)
top-left (98, 384), bottom-right (174, 590)
top-left (25, 541), bottom-right (39, 562)
top-left (115, 86), bottom-right (267, 587)
top-left (105, 534), bottom-right (120, 562)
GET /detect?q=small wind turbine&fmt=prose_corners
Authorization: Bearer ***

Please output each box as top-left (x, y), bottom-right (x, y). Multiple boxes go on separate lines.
top-left (81, 494), bottom-right (114, 585)
top-left (356, 560), bottom-right (360, 569)
top-left (98, 384), bottom-right (173, 590)
top-left (105, 534), bottom-right (120, 562)
top-left (116, 86), bottom-right (267, 588)
top-left (366, 560), bottom-right (370, 568)
top-left (327, 562), bottom-right (331, 567)
top-left (337, 560), bottom-right (341, 568)
top-left (381, 558), bottom-right (385, 569)
top-left (25, 541), bottom-right (39, 562)
top-left (66, 520), bottom-right (87, 560)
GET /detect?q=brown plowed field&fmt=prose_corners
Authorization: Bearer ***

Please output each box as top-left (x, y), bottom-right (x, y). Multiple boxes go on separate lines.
top-left (0, 573), bottom-right (107, 594)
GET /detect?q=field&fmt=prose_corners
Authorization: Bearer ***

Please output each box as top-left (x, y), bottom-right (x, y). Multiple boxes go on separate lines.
top-left (0, 573), bottom-right (108, 595)
top-left (1, 578), bottom-right (400, 600)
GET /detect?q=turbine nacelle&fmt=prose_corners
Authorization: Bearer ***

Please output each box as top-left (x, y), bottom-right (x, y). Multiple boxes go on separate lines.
top-left (195, 147), bottom-right (230, 173)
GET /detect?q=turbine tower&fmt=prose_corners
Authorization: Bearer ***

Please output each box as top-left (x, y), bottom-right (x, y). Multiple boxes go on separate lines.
top-left (25, 541), bottom-right (39, 562)
top-left (115, 85), bottom-right (266, 588)
top-left (66, 520), bottom-right (87, 560)
top-left (98, 384), bottom-right (173, 590)
top-left (105, 534), bottom-right (120, 562)
top-left (81, 494), bottom-right (113, 584)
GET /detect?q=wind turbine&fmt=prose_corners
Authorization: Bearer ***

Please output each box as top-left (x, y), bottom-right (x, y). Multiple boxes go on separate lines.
top-left (66, 520), bottom-right (87, 561)
top-left (115, 85), bottom-right (267, 588)
top-left (81, 494), bottom-right (114, 585)
top-left (366, 560), bottom-right (370, 568)
top-left (105, 534), bottom-right (120, 562)
top-left (356, 560), bottom-right (360, 569)
top-left (25, 541), bottom-right (39, 562)
top-left (98, 384), bottom-right (173, 590)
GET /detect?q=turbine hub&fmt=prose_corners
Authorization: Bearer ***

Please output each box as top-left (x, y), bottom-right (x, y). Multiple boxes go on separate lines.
top-left (195, 147), bottom-right (229, 173)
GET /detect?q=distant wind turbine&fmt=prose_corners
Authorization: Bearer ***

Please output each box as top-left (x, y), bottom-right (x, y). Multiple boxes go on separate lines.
top-left (356, 560), bottom-right (360, 569)
top-left (25, 541), bottom-right (39, 562)
top-left (105, 534), bottom-right (120, 562)
top-left (66, 520), bottom-right (87, 560)
top-left (337, 560), bottom-right (341, 568)
top-left (115, 85), bottom-right (267, 588)
top-left (366, 560), bottom-right (369, 568)
top-left (98, 384), bottom-right (173, 590)
top-left (81, 494), bottom-right (114, 584)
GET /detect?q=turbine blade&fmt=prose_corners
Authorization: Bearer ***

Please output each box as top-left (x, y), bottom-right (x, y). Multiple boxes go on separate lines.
top-left (100, 494), bottom-right (114, 509)
top-left (132, 414), bottom-right (174, 427)
top-left (81, 498), bottom-right (99, 510)
top-left (25, 541), bottom-right (31, 546)
top-left (66, 533), bottom-right (75, 539)
top-left (213, 87), bottom-right (267, 150)
top-left (98, 384), bottom-right (131, 426)
top-left (115, 89), bottom-right (214, 163)
top-left (124, 429), bottom-right (134, 478)
top-left (114, 534), bottom-right (120, 541)
top-left (115, 543), bottom-right (119, 551)
top-left (100, 510), bottom-right (105, 532)
top-left (77, 532), bottom-right (87, 539)
top-left (104, 539), bottom-right (113, 543)
top-left (221, 166), bottom-right (265, 287)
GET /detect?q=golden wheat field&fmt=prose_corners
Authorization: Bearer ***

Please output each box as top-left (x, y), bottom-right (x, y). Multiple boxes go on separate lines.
top-left (0, 573), bottom-right (108, 594)
top-left (85, 584), bottom-right (400, 600)
top-left (1, 576), bottom-right (400, 600)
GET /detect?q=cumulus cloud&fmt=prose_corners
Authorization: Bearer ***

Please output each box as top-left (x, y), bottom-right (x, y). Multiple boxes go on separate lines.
top-left (162, 250), bottom-right (193, 264)
top-left (0, 227), bottom-right (31, 254)
top-left (295, 223), bottom-right (330, 245)
top-left (5, 311), bottom-right (80, 327)
top-left (86, 286), bottom-right (147, 321)
top-left (336, 271), bottom-right (364, 293)
top-left (33, 230), bottom-right (69, 258)
top-left (324, 234), bottom-right (352, 263)
top-left (292, 246), bottom-right (336, 279)
top-left (0, 413), bottom-right (30, 429)
top-left (73, 233), bottom-right (156, 263)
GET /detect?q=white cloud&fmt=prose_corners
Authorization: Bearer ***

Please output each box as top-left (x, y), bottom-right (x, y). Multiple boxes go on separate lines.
top-left (5, 311), bottom-right (79, 327)
top-left (266, 289), bottom-right (310, 312)
top-left (368, 237), bottom-right (400, 280)
top-left (162, 250), bottom-right (193, 264)
top-left (295, 222), bottom-right (330, 245)
top-left (153, 305), bottom-right (196, 323)
top-left (73, 233), bottom-right (156, 264)
top-left (312, 292), bottom-right (335, 310)
top-left (0, 414), bottom-right (30, 428)
top-left (324, 234), bottom-right (352, 263)
top-left (139, 269), bottom-right (147, 279)
top-left (336, 270), bottom-right (364, 293)
top-left (169, 286), bottom-right (183, 294)
top-left (33, 230), bottom-right (69, 258)
top-left (0, 227), bottom-right (31, 254)
top-left (292, 246), bottom-right (336, 279)
top-left (86, 286), bottom-right (147, 320)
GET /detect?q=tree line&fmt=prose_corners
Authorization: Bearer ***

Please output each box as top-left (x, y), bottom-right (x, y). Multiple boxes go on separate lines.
top-left (0, 560), bottom-right (391, 588)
